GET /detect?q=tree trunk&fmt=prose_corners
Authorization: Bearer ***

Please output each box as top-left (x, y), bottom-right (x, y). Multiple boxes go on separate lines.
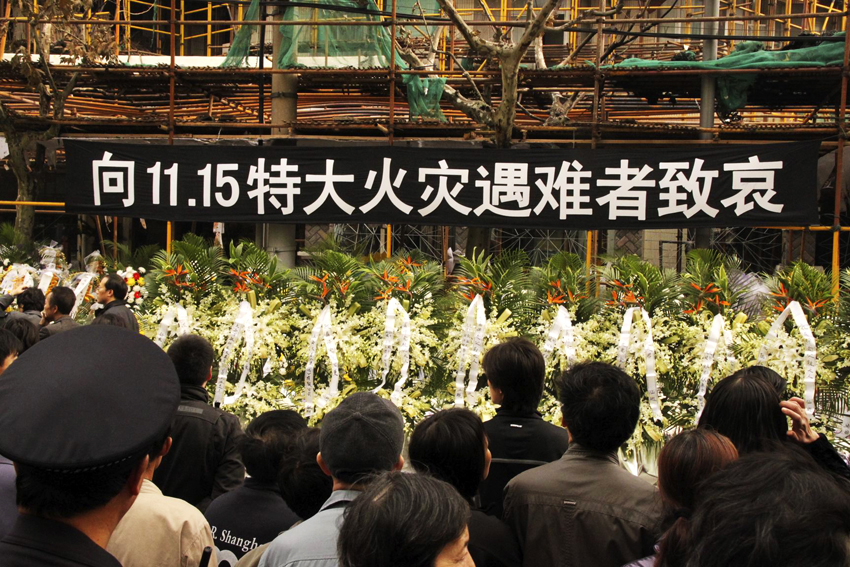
top-left (6, 137), bottom-right (35, 241)
top-left (493, 54), bottom-right (521, 148)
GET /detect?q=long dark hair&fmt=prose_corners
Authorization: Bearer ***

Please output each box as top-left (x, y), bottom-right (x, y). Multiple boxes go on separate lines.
top-left (655, 429), bottom-right (738, 567)
top-left (697, 371), bottom-right (787, 454)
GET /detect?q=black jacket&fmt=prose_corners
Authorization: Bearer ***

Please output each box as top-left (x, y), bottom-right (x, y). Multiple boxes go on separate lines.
top-left (94, 300), bottom-right (139, 333)
top-left (0, 515), bottom-right (121, 567)
top-left (468, 509), bottom-right (522, 567)
top-left (153, 384), bottom-right (246, 512)
top-left (39, 316), bottom-right (80, 339)
top-left (479, 408), bottom-right (571, 518)
top-left (204, 477), bottom-right (300, 565)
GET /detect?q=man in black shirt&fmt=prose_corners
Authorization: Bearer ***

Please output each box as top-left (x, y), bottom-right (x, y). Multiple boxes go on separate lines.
top-left (0, 326), bottom-right (180, 567)
top-left (154, 334), bottom-right (246, 512)
top-left (478, 337), bottom-right (570, 518)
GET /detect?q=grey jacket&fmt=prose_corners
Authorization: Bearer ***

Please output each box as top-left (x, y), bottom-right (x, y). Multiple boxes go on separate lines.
top-left (39, 316), bottom-right (80, 339)
top-left (94, 300), bottom-right (139, 333)
top-left (504, 444), bottom-right (662, 567)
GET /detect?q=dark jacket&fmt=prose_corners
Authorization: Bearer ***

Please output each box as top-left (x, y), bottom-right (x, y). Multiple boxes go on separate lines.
top-left (153, 384), bottom-right (246, 512)
top-left (468, 509), bottom-right (522, 567)
top-left (94, 299), bottom-right (139, 333)
top-left (0, 514), bottom-right (121, 567)
top-left (0, 456), bottom-right (16, 541)
top-left (0, 294), bottom-right (41, 329)
top-left (205, 477), bottom-right (300, 565)
top-left (39, 316), bottom-right (80, 340)
top-left (479, 408), bottom-right (570, 518)
top-left (804, 435), bottom-right (850, 480)
top-left (504, 444), bottom-right (662, 567)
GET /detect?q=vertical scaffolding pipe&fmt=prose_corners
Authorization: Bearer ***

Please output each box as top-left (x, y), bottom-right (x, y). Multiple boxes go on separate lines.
top-left (831, 8), bottom-right (850, 300)
top-left (694, 0), bottom-right (719, 249)
top-left (272, 1), bottom-right (297, 135)
top-left (386, 0), bottom-right (398, 256)
top-left (168, 0), bottom-right (176, 253)
top-left (259, 0), bottom-right (267, 127)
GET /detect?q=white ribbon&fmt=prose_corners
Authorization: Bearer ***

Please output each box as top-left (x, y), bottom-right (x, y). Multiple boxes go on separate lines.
top-left (373, 299), bottom-right (412, 406)
top-left (153, 305), bottom-right (191, 347)
top-left (213, 301), bottom-right (255, 406)
top-left (696, 314), bottom-right (726, 420)
top-left (454, 295), bottom-right (487, 407)
top-left (757, 300), bottom-right (817, 417)
top-left (540, 305), bottom-right (576, 367)
top-left (37, 265), bottom-right (59, 294)
top-left (0, 264), bottom-right (35, 295)
top-left (838, 415), bottom-right (850, 440)
top-left (617, 307), bottom-right (663, 421)
top-left (303, 306), bottom-right (342, 417)
top-left (70, 273), bottom-right (95, 318)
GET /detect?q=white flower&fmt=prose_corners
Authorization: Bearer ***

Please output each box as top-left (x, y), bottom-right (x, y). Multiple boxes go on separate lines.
top-left (139, 268), bottom-right (146, 274)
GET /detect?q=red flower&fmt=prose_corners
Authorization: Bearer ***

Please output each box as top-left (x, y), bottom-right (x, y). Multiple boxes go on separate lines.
top-left (133, 273), bottom-right (140, 280)
top-left (134, 291), bottom-right (141, 299)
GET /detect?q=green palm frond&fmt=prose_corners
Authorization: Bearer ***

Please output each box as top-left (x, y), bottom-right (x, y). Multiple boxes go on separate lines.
top-left (453, 249), bottom-right (535, 326)
top-left (295, 248), bottom-right (372, 307)
top-left (601, 254), bottom-right (680, 316)
top-left (147, 235), bottom-right (227, 302)
top-left (227, 240), bottom-right (294, 299)
top-left (680, 249), bottom-right (743, 317)
top-left (531, 252), bottom-right (600, 322)
top-left (765, 262), bottom-right (835, 321)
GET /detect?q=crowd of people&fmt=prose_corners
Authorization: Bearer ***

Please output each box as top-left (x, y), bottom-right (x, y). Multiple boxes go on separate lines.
top-left (0, 280), bottom-right (849, 567)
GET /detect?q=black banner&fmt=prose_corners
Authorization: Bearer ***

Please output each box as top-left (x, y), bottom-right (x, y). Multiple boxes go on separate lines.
top-left (63, 141), bottom-right (819, 229)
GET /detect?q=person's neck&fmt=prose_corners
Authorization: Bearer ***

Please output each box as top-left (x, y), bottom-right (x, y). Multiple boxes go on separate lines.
top-left (37, 504), bottom-right (126, 550)
top-left (331, 478), bottom-right (363, 492)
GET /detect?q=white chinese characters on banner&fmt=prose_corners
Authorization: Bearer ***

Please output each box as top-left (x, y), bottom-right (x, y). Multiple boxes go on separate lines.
top-left (88, 151), bottom-right (794, 223)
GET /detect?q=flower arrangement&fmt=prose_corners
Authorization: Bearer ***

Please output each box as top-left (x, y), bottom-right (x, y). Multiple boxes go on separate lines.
top-left (10, 236), bottom-right (850, 459)
top-left (119, 266), bottom-right (148, 312)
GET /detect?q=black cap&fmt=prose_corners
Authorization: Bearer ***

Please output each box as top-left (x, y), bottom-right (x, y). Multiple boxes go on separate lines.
top-left (0, 326), bottom-right (180, 472)
top-left (320, 392), bottom-right (404, 483)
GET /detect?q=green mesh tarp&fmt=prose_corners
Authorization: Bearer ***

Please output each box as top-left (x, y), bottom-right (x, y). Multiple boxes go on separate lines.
top-left (221, 0), bottom-right (446, 121)
top-left (604, 33), bottom-right (846, 116)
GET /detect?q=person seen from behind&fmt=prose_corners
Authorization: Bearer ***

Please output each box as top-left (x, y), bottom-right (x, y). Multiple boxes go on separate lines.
top-left (478, 337), bottom-right (569, 518)
top-left (337, 471), bottom-right (474, 567)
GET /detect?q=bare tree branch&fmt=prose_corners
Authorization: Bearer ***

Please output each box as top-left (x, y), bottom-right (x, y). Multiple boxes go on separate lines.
top-left (548, 0), bottom-right (626, 32)
top-left (433, 0), bottom-right (503, 57)
top-left (436, 49), bottom-right (486, 100)
top-left (516, 0), bottom-right (562, 56)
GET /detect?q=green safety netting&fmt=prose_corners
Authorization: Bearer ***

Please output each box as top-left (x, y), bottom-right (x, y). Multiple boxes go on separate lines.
top-left (603, 33), bottom-right (846, 116)
top-left (222, 0), bottom-right (446, 121)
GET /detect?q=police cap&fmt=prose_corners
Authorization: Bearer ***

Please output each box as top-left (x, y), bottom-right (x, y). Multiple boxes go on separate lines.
top-left (0, 325), bottom-right (180, 471)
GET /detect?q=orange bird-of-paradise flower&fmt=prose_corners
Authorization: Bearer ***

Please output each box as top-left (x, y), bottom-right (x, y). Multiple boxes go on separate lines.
top-left (379, 270), bottom-right (399, 284)
top-left (395, 279), bottom-right (412, 295)
top-left (233, 281), bottom-right (250, 293)
top-left (165, 264), bottom-right (189, 279)
top-left (401, 256), bottom-right (422, 269)
top-left (230, 269), bottom-right (250, 280)
top-left (547, 290), bottom-right (566, 304)
top-left (338, 280), bottom-right (351, 296)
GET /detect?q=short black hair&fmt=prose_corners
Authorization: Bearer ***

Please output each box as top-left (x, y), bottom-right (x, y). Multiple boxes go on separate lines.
top-left (167, 334), bottom-right (214, 387)
top-left (409, 408), bottom-right (487, 501)
top-left (482, 337), bottom-right (545, 414)
top-left (556, 361), bottom-right (640, 453)
top-left (687, 448), bottom-right (850, 567)
top-left (18, 288), bottom-right (44, 313)
top-left (0, 328), bottom-right (22, 361)
top-left (729, 365), bottom-right (788, 398)
top-left (48, 287), bottom-right (76, 316)
top-left (91, 312), bottom-right (130, 329)
top-left (16, 457), bottom-right (144, 519)
top-left (698, 372), bottom-right (787, 455)
top-left (102, 273), bottom-right (128, 301)
top-left (4, 319), bottom-right (38, 353)
top-left (278, 428), bottom-right (333, 520)
top-left (338, 471), bottom-right (471, 567)
top-left (241, 410), bottom-right (308, 483)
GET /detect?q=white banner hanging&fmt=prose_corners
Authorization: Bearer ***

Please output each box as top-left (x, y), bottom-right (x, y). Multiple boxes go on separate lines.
top-left (70, 273), bottom-right (95, 318)
top-left (303, 306), bottom-right (342, 417)
top-left (757, 300), bottom-right (817, 417)
top-left (373, 299), bottom-right (412, 406)
top-left (696, 314), bottom-right (727, 420)
top-left (454, 295), bottom-right (487, 407)
top-left (213, 301), bottom-right (254, 407)
top-left (540, 305), bottom-right (577, 367)
top-left (617, 307), bottom-right (663, 422)
top-left (153, 305), bottom-right (191, 347)
top-left (838, 415), bottom-right (850, 440)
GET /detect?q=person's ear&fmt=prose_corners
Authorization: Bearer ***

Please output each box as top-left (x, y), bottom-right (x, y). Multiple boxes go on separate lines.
top-left (393, 455), bottom-right (404, 471)
top-left (317, 453), bottom-right (333, 477)
top-left (161, 437), bottom-right (173, 458)
top-left (127, 456), bottom-right (149, 497)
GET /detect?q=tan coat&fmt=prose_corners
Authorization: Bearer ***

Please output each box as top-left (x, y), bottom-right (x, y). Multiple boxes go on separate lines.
top-left (107, 479), bottom-right (215, 567)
